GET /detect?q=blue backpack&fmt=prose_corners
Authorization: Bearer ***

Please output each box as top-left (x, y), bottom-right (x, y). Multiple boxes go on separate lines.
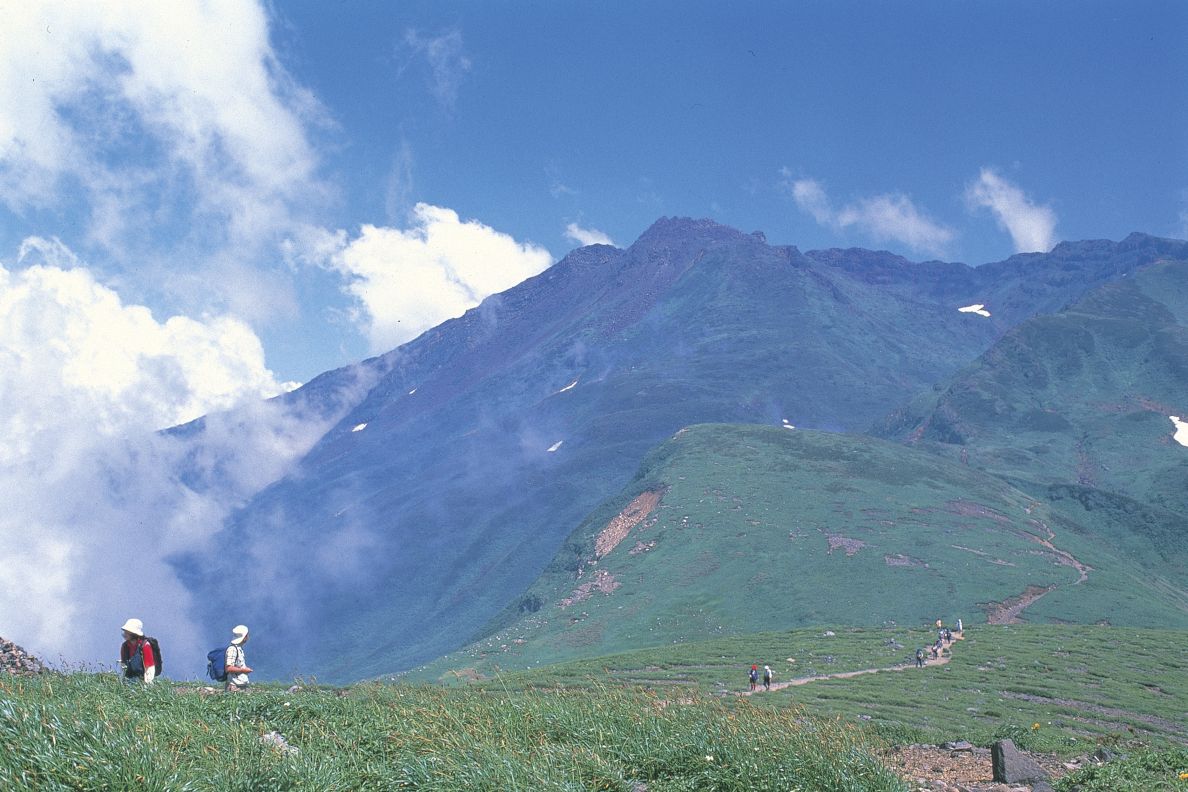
top-left (207, 647), bottom-right (228, 682)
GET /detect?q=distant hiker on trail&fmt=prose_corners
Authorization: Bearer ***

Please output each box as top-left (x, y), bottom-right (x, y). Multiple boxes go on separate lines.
top-left (762, 665), bottom-right (773, 690)
top-left (223, 625), bottom-right (252, 692)
top-left (956, 618), bottom-right (963, 633)
top-left (119, 618), bottom-right (156, 684)
top-left (748, 664), bottom-right (758, 691)
top-left (915, 648), bottom-right (925, 668)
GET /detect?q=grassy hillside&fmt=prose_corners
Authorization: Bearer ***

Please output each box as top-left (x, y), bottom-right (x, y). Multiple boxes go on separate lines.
top-left (459, 625), bottom-right (1188, 754)
top-left (880, 258), bottom-right (1188, 523)
top-left (420, 424), bottom-right (1187, 681)
top-left (4, 626), bottom-right (1182, 790)
top-left (0, 673), bottom-right (904, 791)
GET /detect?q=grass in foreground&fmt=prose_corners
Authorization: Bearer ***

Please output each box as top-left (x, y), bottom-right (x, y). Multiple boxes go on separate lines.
top-left (0, 672), bottom-right (906, 791)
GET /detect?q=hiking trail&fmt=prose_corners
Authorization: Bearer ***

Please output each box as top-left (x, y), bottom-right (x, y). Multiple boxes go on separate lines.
top-left (741, 634), bottom-right (960, 695)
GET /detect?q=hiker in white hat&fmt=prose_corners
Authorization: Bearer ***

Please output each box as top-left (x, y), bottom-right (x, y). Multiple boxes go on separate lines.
top-left (119, 618), bottom-right (157, 684)
top-left (223, 624), bottom-right (253, 691)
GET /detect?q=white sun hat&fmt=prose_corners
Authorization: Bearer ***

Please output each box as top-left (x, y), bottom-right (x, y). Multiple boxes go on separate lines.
top-left (121, 618), bottom-right (144, 636)
top-left (230, 624), bottom-right (250, 645)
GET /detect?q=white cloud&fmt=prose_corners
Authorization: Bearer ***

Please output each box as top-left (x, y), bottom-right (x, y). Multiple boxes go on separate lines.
top-left (0, 0), bottom-right (326, 254)
top-left (965, 168), bottom-right (1057, 253)
top-left (789, 178), bottom-right (833, 226)
top-left (565, 223), bottom-right (616, 248)
top-left (783, 171), bottom-right (955, 256)
top-left (0, 250), bottom-right (291, 463)
top-left (0, 238), bottom-right (368, 675)
top-left (327, 204), bottom-right (553, 353)
top-left (401, 29), bottom-right (472, 110)
top-left (0, 396), bottom-right (351, 676)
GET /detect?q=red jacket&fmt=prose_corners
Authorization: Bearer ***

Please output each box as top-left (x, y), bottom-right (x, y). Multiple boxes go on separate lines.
top-left (120, 637), bottom-right (155, 670)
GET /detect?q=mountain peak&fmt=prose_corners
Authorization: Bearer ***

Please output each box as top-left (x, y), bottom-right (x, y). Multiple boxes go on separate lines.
top-left (634, 216), bottom-right (752, 247)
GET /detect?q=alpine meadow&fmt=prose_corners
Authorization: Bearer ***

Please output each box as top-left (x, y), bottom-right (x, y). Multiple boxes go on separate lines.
top-left (3, 3), bottom-right (1187, 790)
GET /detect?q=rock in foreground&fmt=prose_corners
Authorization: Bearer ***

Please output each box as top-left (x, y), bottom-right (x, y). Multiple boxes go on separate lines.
top-left (0, 636), bottom-right (48, 675)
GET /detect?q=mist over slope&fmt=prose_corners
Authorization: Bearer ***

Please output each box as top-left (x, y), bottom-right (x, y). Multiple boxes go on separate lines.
top-left (178, 220), bottom-right (1187, 681)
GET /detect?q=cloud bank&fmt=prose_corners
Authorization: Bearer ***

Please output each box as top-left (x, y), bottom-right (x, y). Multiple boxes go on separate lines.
top-left (0, 237), bottom-right (362, 675)
top-left (0, 247), bottom-right (294, 463)
top-left (565, 223), bottom-right (616, 248)
top-left (965, 169), bottom-right (1057, 253)
top-left (783, 171), bottom-right (955, 256)
top-left (0, 0), bottom-right (327, 260)
top-left (326, 204), bottom-right (554, 352)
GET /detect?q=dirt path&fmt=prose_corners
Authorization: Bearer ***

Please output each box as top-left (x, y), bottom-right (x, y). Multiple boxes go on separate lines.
top-left (741, 636), bottom-right (959, 695)
top-left (985, 584), bottom-right (1056, 625)
top-left (983, 517), bottom-right (1094, 624)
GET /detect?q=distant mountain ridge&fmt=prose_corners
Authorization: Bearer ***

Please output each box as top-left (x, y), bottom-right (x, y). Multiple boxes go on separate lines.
top-left (177, 219), bottom-right (1188, 681)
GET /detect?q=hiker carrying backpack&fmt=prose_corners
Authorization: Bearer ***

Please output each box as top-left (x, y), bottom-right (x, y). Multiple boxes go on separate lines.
top-left (207, 647), bottom-right (228, 682)
top-left (119, 618), bottom-right (161, 683)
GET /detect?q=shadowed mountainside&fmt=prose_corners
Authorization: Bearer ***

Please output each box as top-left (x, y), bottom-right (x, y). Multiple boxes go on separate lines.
top-left (177, 219), bottom-right (1188, 681)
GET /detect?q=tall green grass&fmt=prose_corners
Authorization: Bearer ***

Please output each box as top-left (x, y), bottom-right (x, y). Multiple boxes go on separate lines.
top-left (0, 673), bottom-right (907, 791)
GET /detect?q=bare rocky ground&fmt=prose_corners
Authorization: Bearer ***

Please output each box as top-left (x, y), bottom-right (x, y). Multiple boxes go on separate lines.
top-left (888, 743), bottom-right (1070, 792)
top-left (0, 636), bottom-right (48, 675)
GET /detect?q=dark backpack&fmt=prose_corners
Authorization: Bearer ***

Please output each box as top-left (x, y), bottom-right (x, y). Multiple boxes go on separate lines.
top-left (749, 668), bottom-right (758, 682)
top-left (146, 636), bottom-right (163, 677)
top-left (123, 637), bottom-right (163, 678)
top-left (207, 647), bottom-right (228, 682)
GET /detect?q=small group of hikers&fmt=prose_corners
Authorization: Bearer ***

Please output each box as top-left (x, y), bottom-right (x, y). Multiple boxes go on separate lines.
top-left (747, 663), bottom-right (774, 691)
top-left (915, 618), bottom-right (963, 667)
top-left (118, 618), bottom-right (252, 691)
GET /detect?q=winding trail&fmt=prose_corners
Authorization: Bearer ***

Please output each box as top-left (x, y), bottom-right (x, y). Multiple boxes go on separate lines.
top-left (984, 517), bottom-right (1094, 624)
top-left (741, 635), bottom-right (960, 695)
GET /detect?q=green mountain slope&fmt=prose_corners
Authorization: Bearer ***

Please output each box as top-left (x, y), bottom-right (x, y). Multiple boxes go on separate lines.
top-left (411, 425), bottom-right (1188, 681)
top-left (877, 259), bottom-right (1188, 583)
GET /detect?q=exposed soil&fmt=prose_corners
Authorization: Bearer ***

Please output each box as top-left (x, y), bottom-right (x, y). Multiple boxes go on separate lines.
top-left (1026, 520), bottom-right (1092, 583)
top-left (981, 515), bottom-right (1094, 624)
top-left (559, 569), bottom-right (621, 609)
top-left (823, 532), bottom-right (868, 556)
top-left (885, 553), bottom-right (929, 568)
top-left (595, 490), bottom-right (662, 558)
top-left (984, 585), bottom-right (1056, 625)
top-left (887, 743), bottom-right (1069, 792)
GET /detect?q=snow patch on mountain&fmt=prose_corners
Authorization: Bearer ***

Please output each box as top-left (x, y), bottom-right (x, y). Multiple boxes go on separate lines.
top-left (1170, 416), bottom-right (1188, 447)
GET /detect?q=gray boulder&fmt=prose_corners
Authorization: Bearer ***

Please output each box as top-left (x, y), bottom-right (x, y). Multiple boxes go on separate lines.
top-left (991, 739), bottom-right (1050, 784)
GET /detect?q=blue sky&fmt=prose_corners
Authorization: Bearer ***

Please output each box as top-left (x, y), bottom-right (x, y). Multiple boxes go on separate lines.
top-left (1, 1), bottom-right (1185, 409)
top-left (0, 0), bottom-right (1185, 670)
